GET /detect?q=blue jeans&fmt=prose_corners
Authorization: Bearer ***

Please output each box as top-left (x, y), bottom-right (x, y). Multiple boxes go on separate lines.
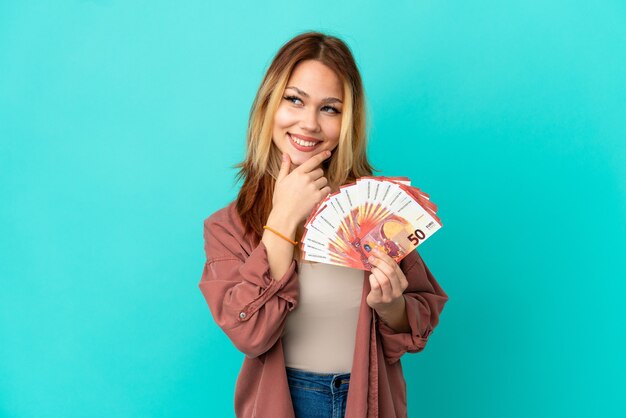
top-left (286, 367), bottom-right (351, 418)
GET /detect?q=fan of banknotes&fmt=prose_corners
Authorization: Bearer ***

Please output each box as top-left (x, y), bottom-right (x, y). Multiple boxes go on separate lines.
top-left (300, 176), bottom-right (442, 271)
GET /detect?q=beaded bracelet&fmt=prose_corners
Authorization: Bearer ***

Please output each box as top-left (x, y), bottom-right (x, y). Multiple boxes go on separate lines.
top-left (263, 225), bottom-right (298, 246)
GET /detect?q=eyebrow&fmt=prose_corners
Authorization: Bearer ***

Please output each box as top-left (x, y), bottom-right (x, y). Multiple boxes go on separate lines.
top-left (285, 86), bottom-right (343, 104)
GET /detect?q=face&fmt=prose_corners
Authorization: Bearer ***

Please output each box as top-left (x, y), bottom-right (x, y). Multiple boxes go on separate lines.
top-left (272, 59), bottom-right (344, 169)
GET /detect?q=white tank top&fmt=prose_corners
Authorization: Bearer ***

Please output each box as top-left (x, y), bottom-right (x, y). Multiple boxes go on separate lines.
top-left (281, 260), bottom-right (364, 373)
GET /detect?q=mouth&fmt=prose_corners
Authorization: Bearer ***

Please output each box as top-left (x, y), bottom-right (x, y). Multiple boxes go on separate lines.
top-left (288, 133), bottom-right (323, 152)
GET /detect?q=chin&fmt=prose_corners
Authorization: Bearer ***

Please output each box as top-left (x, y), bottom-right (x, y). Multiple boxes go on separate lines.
top-left (287, 153), bottom-right (308, 166)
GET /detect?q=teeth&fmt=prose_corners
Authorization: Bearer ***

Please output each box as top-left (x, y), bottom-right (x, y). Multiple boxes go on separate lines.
top-left (291, 135), bottom-right (319, 147)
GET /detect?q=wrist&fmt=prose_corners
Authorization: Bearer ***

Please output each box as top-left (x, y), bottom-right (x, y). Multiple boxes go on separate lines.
top-left (266, 209), bottom-right (299, 239)
top-left (375, 295), bottom-right (405, 317)
top-left (375, 296), bottom-right (410, 333)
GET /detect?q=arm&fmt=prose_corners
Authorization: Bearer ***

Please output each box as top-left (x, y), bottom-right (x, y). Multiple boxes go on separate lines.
top-left (199, 151), bottom-right (332, 358)
top-left (198, 212), bottom-right (299, 359)
top-left (376, 250), bottom-right (449, 365)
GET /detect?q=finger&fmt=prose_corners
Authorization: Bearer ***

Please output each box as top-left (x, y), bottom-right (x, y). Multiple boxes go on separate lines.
top-left (318, 186), bottom-right (332, 201)
top-left (313, 176), bottom-right (328, 190)
top-left (295, 149), bottom-right (331, 174)
top-left (308, 167), bottom-right (325, 181)
top-left (372, 266), bottom-right (398, 297)
top-left (370, 251), bottom-right (403, 286)
top-left (370, 249), bottom-right (397, 273)
top-left (370, 252), bottom-right (405, 293)
top-left (374, 269), bottom-right (398, 303)
top-left (368, 273), bottom-right (383, 297)
top-left (375, 250), bottom-right (409, 291)
top-left (277, 152), bottom-right (292, 182)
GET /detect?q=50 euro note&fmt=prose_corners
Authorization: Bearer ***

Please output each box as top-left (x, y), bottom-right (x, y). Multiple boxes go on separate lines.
top-left (301, 177), bottom-right (442, 271)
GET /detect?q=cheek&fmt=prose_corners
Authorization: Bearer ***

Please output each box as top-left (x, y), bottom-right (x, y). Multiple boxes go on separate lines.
top-left (273, 106), bottom-right (295, 131)
top-left (326, 119), bottom-right (342, 144)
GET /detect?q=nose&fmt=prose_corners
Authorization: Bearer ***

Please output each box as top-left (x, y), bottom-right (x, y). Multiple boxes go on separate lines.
top-left (299, 108), bottom-right (321, 133)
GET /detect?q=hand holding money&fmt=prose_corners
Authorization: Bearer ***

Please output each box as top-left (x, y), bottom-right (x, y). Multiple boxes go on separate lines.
top-left (366, 247), bottom-right (409, 311)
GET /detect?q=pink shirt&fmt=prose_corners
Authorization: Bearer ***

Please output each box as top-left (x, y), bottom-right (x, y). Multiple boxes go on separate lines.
top-left (198, 201), bottom-right (449, 417)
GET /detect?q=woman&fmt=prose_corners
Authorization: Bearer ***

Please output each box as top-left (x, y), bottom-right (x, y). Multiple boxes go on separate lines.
top-left (199, 31), bottom-right (448, 418)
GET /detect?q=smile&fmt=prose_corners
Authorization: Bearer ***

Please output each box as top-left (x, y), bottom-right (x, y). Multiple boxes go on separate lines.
top-left (289, 133), bottom-right (322, 151)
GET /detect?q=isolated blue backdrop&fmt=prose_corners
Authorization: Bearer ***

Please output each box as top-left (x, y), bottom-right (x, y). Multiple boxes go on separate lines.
top-left (1, 1), bottom-right (625, 417)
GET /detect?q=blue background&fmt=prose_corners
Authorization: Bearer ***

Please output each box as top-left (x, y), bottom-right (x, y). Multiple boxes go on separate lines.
top-left (1, 1), bottom-right (625, 417)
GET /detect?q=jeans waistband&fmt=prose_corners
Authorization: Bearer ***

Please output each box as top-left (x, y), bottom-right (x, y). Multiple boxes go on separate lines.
top-left (286, 367), bottom-right (351, 378)
top-left (286, 367), bottom-right (351, 389)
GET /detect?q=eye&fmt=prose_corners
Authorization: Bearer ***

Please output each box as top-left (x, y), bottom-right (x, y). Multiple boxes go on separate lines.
top-left (284, 95), bottom-right (303, 105)
top-left (322, 105), bottom-right (341, 114)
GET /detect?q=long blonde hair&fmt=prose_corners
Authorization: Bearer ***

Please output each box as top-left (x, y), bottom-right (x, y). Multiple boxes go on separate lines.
top-left (233, 31), bottom-right (378, 245)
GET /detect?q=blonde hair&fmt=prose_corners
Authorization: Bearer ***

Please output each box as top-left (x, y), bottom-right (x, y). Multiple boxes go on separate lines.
top-left (233, 31), bottom-right (378, 245)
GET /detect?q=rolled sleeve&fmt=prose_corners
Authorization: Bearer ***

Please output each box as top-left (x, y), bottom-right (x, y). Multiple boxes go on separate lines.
top-left (377, 250), bottom-right (448, 365)
top-left (198, 214), bottom-right (299, 359)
